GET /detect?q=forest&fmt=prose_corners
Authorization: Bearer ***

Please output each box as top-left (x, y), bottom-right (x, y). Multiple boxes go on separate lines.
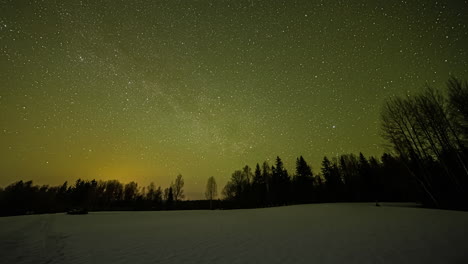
top-left (0, 77), bottom-right (467, 216)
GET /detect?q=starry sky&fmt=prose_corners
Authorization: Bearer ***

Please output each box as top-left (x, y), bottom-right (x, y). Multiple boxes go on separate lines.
top-left (1, 0), bottom-right (468, 199)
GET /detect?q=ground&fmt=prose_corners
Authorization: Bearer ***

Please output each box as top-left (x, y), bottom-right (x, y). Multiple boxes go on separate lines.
top-left (1, 203), bottom-right (467, 263)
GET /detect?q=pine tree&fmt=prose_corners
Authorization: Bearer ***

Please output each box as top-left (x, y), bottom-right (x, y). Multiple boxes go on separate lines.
top-left (321, 156), bottom-right (343, 202)
top-left (252, 163), bottom-right (267, 206)
top-left (294, 156), bottom-right (314, 203)
top-left (273, 156), bottom-right (290, 205)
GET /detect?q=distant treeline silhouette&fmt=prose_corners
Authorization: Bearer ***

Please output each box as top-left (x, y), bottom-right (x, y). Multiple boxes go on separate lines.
top-left (0, 152), bottom-right (416, 216)
top-left (0, 174), bottom-right (194, 216)
top-left (0, 77), bottom-right (467, 216)
top-left (220, 153), bottom-right (417, 209)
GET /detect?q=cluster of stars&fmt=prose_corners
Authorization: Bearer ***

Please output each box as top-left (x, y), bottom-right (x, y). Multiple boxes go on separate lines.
top-left (1, 0), bottom-right (467, 199)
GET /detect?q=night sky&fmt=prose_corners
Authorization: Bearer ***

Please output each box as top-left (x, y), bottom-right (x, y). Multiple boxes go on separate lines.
top-left (1, 0), bottom-right (468, 199)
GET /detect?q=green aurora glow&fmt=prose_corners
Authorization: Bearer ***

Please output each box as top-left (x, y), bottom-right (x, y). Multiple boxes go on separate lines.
top-left (1, 0), bottom-right (467, 199)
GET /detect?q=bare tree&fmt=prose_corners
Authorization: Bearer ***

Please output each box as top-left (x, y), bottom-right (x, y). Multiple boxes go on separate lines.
top-left (380, 82), bottom-right (468, 208)
top-left (163, 187), bottom-right (170, 201)
top-left (146, 182), bottom-right (157, 201)
top-left (205, 176), bottom-right (217, 209)
top-left (447, 77), bottom-right (468, 140)
top-left (222, 181), bottom-right (236, 200)
top-left (381, 96), bottom-right (439, 206)
top-left (172, 174), bottom-right (185, 202)
top-left (124, 182), bottom-right (138, 201)
top-left (223, 169), bottom-right (247, 201)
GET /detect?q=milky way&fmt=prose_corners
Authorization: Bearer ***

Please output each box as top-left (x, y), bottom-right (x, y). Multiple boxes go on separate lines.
top-left (1, 0), bottom-right (468, 198)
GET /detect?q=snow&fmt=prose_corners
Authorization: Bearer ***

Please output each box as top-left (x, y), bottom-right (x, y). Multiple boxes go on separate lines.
top-left (1, 203), bottom-right (467, 264)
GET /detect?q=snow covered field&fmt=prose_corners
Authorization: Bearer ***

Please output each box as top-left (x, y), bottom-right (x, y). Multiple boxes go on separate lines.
top-left (1, 203), bottom-right (467, 264)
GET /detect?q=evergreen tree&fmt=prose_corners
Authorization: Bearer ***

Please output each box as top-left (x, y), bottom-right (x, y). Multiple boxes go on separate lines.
top-left (358, 153), bottom-right (373, 201)
top-left (252, 163), bottom-right (267, 206)
top-left (321, 156), bottom-right (344, 202)
top-left (273, 156), bottom-right (290, 205)
top-left (262, 161), bottom-right (271, 205)
top-left (294, 156), bottom-right (314, 203)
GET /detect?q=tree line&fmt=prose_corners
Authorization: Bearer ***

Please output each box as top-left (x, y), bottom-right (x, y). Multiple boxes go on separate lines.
top-left (1, 77), bottom-right (467, 216)
top-left (0, 151), bottom-right (417, 216)
top-left (0, 174), bottom-right (188, 216)
top-left (220, 153), bottom-right (418, 209)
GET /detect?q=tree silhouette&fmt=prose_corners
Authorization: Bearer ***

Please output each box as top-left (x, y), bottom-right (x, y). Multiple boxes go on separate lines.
top-left (293, 156), bottom-right (314, 203)
top-left (262, 161), bottom-right (272, 205)
top-left (2, 78), bottom-right (467, 216)
top-left (222, 179), bottom-right (237, 201)
top-left (124, 181), bottom-right (138, 202)
top-left (272, 156), bottom-right (290, 205)
top-left (166, 187), bottom-right (174, 210)
top-left (205, 176), bottom-right (217, 209)
top-left (252, 163), bottom-right (267, 206)
top-left (358, 153), bottom-right (373, 201)
top-left (381, 78), bottom-right (468, 209)
top-left (222, 166), bottom-right (254, 207)
top-left (172, 174), bottom-right (185, 203)
top-left (145, 182), bottom-right (163, 209)
top-left (447, 77), bottom-right (468, 139)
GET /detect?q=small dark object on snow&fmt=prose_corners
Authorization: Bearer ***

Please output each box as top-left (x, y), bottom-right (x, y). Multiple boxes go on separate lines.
top-left (375, 201), bottom-right (380, 207)
top-left (67, 208), bottom-right (88, 215)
